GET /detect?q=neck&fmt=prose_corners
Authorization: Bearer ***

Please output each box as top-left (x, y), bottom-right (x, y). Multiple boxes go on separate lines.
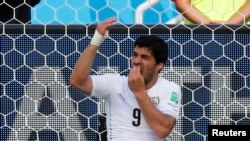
top-left (145, 75), bottom-right (158, 90)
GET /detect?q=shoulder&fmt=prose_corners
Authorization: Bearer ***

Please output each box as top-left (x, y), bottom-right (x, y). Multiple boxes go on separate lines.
top-left (102, 73), bottom-right (121, 77)
top-left (158, 77), bottom-right (181, 89)
top-left (158, 78), bottom-right (182, 98)
top-left (158, 78), bottom-right (182, 104)
top-left (92, 73), bottom-right (121, 78)
top-left (92, 73), bottom-right (127, 82)
top-left (105, 73), bottom-right (127, 80)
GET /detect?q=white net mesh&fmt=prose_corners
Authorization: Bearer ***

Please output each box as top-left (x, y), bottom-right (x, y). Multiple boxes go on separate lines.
top-left (1, 0), bottom-right (250, 141)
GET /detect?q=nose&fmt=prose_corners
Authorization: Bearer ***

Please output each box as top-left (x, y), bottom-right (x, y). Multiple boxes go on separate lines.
top-left (132, 56), bottom-right (141, 66)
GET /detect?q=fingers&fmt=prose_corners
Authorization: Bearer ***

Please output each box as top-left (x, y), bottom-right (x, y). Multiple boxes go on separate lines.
top-left (128, 66), bottom-right (139, 83)
top-left (103, 17), bottom-right (117, 30)
top-left (128, 66), bottom-right (145, 93)
top-left (104, 17), bottom-right (118, 24)
top-left (96, 17), bottom-right (117, 35)
top-left (133, 66), bottom-right (141, 76)
top-left (129, 66), bottom-right (141, 78)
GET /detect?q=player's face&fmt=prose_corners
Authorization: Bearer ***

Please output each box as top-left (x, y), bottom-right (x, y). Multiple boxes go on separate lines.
top-left (131, 46), bottom-right (163, 84)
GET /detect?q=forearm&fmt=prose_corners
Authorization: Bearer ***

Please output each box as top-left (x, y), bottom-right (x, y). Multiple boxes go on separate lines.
top-left (70, 17), bottom-right (117, 95)
top-left (71, 44), bottom-right (98, 81)
top-left (71, 28), bottom-right (108, 84)
top-left (70, 44), bottom-right (98, 94)
top-left (227, 0), bottom-right (250, 24)
top-left (135, 92), bottom-right (175, 139)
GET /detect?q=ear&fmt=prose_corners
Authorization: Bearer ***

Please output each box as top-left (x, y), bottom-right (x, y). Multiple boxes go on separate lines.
top-left (156, 62), bottom-right (164, 72)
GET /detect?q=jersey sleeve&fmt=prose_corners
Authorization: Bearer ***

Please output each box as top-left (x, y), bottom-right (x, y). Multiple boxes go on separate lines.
top-left (158, 83), bottom-right (182, 119)
top-left (90, 74), bottom-right (120, 98)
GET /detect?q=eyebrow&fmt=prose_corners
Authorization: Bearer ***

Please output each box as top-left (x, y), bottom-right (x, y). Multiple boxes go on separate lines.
top-left (132, 51), bottom-right (152, 58)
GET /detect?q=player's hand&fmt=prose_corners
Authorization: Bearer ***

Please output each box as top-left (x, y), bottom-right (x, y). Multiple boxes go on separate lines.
top-left (128, 66), bottom-right (145, 95)
top-left (96, 17), bottom-right (117, 36)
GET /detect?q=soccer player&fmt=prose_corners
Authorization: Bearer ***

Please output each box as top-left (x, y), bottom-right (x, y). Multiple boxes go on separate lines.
top-left (70, 17), bottom-right (182, 141)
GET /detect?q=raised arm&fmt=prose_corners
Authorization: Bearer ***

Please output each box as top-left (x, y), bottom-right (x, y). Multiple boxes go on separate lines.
top-left (226, 0), bottom-right (250, 24)
top-left (70, 17), bottom-right (117, 96)
top-left (175, 0), bottom-right (210, 24)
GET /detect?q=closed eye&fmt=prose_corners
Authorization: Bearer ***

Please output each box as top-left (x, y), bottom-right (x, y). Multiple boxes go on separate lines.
top-left (132, 51), bottom-right (138, 57)
top-left (141, 55), bottom-right (151, 60)
top-left (132, 51), bottom-right (151, 60)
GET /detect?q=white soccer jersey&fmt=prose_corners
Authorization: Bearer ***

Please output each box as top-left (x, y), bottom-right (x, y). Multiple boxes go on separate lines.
top-left (91, 74), bottom-right (181, 141)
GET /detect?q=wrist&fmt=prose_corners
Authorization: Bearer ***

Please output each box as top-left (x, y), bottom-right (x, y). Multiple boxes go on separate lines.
top-left (90, 30), bottom-right (107, 47)
top-left (134, 90), bottom-right (147, 98)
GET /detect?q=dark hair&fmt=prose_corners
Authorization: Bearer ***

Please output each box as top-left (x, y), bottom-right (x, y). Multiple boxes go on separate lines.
top-left (134, 35), bottom-right (168, 64)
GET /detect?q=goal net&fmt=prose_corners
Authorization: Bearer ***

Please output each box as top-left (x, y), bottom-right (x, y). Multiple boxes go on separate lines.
top-left (1, 0), bottom-right (250, 141)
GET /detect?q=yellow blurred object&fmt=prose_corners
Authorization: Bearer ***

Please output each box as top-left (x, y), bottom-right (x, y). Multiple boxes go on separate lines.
top-left (185, 0), bottom-right (250, 24)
